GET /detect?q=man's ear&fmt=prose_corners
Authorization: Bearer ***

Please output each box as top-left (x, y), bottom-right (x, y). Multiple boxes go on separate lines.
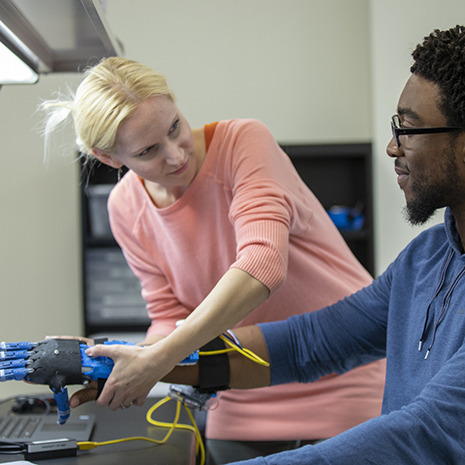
top-left (92, 148), bottom-right (124, 169)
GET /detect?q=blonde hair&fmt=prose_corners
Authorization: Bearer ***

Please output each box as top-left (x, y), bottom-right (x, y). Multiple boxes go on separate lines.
top-left (41, 57), bottom-right (175, 158)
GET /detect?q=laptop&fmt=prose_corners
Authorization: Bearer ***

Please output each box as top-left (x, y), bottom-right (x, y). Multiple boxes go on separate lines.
top-left (0, 412), bottom-right (95, 442)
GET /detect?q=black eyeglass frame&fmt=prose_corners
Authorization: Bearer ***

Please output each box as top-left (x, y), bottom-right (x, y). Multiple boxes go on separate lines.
top-left (391, 114), bottom-right (463, 147)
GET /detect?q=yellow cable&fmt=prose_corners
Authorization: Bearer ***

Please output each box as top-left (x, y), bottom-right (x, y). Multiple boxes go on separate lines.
top-left (77, 396), bottom-right (206, 464)
top-left (78, 436), bottom-right (169, 450)
top-left (198, 348), bottom-right (235, 356)
top-left (146, 397), bottom-right (194, 433)
top-left (219, 335), bottom-right (270, 366)
top-left (78, 334), bottom-right (265, 463)
top-left (184, 405), bottom-right (205, 465)
top-left (146, 397), bottom-right (206, 465)
top-left (199, 334), bottom-right (270, 366)
top-left (77, 397), bottom-right (181, 451)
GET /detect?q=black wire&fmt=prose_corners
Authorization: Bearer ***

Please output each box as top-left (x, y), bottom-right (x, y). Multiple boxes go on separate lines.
top-left (0, 440), bottom-right (26, 454)
top-left (0, 394), bottom-right (53, 456)
top-left (0, 394), bottom-right (53, 415)
top-left (12, 395), bottom-right (52, 415)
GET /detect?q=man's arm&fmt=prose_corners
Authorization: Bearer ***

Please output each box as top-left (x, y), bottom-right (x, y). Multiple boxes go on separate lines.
top-left (165, 325), bottom-right (271, 389)
top-left (229, 343), bottom-right (465, 465)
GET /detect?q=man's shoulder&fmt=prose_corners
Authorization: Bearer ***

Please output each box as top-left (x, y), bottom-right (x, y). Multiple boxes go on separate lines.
top-left (414, 222), bottom-right (447, 245)
top-left (395, 222), bottom-right (447, 265)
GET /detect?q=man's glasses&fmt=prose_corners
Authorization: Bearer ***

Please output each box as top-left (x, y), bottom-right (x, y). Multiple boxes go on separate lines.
top-left (391, 114), bottom-right (463, 147)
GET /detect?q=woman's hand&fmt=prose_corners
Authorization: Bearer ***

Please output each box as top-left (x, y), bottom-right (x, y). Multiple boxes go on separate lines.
top-left (83, 342), bottom-right (175, 410)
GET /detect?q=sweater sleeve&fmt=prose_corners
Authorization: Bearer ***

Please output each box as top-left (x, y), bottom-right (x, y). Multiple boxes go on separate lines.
top-left (222, 120), bottom-right (307, 292)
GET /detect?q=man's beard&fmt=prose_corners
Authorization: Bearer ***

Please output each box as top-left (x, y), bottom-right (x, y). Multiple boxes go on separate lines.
top-left (403, 185), bottom-right (447, 225)
top-left (403, 144), bottom-right (460, 226)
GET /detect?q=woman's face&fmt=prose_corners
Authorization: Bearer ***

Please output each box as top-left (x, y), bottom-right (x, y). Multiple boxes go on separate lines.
top-left (97, 95), bottom-right (198, 190)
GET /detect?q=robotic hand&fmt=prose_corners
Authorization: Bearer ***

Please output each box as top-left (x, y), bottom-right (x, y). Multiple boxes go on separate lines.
top-left (0, 338), bottom-right (133, 424)
top-left (0, 339), bottom-right (202, 425)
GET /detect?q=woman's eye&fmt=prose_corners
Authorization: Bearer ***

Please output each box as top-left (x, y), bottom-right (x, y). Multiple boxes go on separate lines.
top-left (137, 146), bottom-right (155, 158)
top-left (169, 119), bottom-right (180, 135)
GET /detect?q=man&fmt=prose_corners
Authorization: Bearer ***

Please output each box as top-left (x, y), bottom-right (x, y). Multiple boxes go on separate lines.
top-left (76, 25), bottom-right (465, 464)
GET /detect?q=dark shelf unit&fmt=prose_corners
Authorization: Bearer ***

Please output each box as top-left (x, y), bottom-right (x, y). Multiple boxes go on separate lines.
top-left (81, 163), bottom-right (150, 336)
top-left (280, 143), bottom-right (374, 275)
top-left (81, 143), bottom-right (374, 335)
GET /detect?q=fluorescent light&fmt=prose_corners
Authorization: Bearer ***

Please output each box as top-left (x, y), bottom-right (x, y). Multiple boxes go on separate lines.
top-left (0, 18), bottom-right (38, 84)
top-left (0, 38), bottom-right (38, 84)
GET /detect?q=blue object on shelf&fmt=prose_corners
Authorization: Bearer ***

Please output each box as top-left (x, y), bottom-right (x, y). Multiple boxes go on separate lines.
top-left (328, 206), bottom-right (364, 231)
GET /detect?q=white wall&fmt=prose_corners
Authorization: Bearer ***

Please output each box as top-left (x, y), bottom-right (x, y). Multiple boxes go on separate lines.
top-left (0, 74), bottom-right (83, 397)
top-left (105, 0), bottom-right (372, 143)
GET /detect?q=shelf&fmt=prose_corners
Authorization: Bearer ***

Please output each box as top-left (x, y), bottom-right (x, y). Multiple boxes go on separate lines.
top-left (281, 143), bottom-right (374, 274)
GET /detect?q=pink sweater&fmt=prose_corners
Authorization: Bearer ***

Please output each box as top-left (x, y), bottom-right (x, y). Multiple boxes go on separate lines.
top-left (108, 119), bottom-right (385, 441)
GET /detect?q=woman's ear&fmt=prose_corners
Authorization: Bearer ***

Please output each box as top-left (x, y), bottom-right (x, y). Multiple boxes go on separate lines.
top-left (92, 148), bottom-right (124, 169)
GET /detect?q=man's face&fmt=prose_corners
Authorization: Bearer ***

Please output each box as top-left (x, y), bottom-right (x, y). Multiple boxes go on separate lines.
top-left (386, 73), bottom-right (465, 225)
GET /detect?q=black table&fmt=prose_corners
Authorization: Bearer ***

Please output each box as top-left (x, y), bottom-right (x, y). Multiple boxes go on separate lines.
top-left (0, 395), bottom-right (196, 464)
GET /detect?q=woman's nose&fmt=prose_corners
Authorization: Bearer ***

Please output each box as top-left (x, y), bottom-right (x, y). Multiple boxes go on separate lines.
top-left (164, 145), bottom-right (184, 165)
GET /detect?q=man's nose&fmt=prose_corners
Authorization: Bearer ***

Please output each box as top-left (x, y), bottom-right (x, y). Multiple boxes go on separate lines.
top-left (386, 137), bottom-right (403, 158)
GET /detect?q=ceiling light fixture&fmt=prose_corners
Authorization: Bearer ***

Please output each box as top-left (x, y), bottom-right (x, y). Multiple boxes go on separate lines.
top-left (0, 19), bottom-right (38, 84)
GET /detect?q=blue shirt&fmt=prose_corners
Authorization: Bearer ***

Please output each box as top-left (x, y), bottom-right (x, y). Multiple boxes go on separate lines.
top-left (231, 208), bottom-right (465, 464)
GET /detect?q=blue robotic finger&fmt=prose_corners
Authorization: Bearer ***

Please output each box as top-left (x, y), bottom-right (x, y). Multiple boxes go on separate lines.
top-left (0, 342), bottom-right (35, 350)
top-left (0, 345), bottom-right (33, 382)
top-left (0, 368), bottom-right (32, 382)
top-left (0, 349), bottom-right (30, 361)
top-left (0, 359), bottom-right (28, 369)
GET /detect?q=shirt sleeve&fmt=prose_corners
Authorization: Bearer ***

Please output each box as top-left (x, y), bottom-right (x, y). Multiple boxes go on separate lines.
top-left (258, 269), bottom-right (389, 385)
top-left (238, 263), bottom-right (465, 464)
top-left (228, 343), bottom-right (465, 465)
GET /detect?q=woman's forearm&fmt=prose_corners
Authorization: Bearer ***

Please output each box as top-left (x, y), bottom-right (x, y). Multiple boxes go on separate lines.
top-left (155, 268), bottom-right (270, 371)
top-left (85, 269), bottom-right (270, 410)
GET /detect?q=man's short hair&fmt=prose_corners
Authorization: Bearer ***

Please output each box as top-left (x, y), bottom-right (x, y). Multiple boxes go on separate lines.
top-left (411, 25), bottom-right (465, 127)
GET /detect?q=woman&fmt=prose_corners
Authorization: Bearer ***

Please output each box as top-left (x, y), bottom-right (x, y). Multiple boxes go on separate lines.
top-left (42, 57), bottom-right (385, 464)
